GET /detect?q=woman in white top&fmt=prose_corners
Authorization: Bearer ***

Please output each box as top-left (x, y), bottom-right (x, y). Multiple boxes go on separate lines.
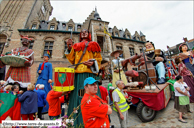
top-left (174, 75), bottom-right (192, 123)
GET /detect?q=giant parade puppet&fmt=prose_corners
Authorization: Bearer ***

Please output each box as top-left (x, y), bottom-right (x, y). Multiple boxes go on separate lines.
top-left (143, 41), bottom-right (167, 84)
top-left (64, 29), bottom-right (102, 126)
top-left (110, 50), bottom-right (143, 88)
top-left (0, 35), bottom-right (34, 91)
top-left (36, 53), bottom-right (53, 113)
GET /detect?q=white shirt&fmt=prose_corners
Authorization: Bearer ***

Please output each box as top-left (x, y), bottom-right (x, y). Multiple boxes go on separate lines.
top-left (174, 82), bottom-right (188, 96)
top-left (112, 88), bottom-right (125, 102)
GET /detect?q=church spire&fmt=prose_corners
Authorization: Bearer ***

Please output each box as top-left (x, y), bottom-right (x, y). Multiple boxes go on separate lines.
top-left (94, 6), bottom-right (101, 20)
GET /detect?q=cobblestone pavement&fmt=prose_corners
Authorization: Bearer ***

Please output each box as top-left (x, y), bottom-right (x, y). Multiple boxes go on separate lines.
top-left (110, 101), bottom-right (194, 128)
top-left (102, 80), bottom-right (194, 128)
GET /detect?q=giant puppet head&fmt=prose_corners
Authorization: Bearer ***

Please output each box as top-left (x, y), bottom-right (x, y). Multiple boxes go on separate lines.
top-left (20, 35), bottom-right (33, 47)
top-left (145, 41), bottom-right (155, 52)
top-left (79, 29), bottom-right (92, 42)
top-left (179, 43), bottom-right (189, 53)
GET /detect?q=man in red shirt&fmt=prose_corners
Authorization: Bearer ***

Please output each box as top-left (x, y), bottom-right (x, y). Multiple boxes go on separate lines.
top-left (46, 89), bottom-right (68, 120)
top-left (98, 80), bottom-right (109, 104)
top-left (81, 77), bottom-right (112, 128)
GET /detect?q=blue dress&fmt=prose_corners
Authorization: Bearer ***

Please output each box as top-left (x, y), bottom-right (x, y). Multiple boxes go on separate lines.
top-left (183, 56), bottom-right (194, 75)
top-left (36, 62), bottom-right (52, 113)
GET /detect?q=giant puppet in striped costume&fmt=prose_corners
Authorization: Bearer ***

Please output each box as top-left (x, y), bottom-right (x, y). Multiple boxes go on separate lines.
top-left (1, 35), bottom-right (34, 91)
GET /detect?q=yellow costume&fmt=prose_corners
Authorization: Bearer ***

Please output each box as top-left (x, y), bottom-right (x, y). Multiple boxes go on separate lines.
top-left (65, 40), bottom-right (102, 126)
top-left (65, 41), bottom-right (102, 73)
top-left (112, 58), bottom-right (128, 87)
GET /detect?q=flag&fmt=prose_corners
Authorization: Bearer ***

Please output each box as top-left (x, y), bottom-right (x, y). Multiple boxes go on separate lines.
top-left (0, 93), bottom-right (21, 123)
top-left (104, 24), bottom-right (112, 39)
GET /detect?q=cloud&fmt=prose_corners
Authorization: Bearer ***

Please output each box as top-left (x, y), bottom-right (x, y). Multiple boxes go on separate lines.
top-left (49, 1), bottom-right (193, 50)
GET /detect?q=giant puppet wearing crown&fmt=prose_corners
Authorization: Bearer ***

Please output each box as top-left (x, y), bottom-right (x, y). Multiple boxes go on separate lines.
top-left (0, 35), bottom-right (34, 91)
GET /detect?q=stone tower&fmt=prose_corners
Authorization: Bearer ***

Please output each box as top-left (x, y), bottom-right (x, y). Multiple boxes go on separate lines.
top-left (87, 7), bottom-right (112, 63)
top-left (0, 0), bottom-right (53, 54)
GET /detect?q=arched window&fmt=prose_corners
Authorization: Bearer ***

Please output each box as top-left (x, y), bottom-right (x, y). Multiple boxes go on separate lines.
top-left (50, 25), bottom-right (55, 30)
top-left (0, 34), bottom-right (7, 54)
top-left (31, 24), bottom-right (37, 29)
top-left (139, 48), bottom-right (143, 53)
top-left (68, 26), bottom-right (73, 31)
top-left (115, 32), bottom-right (118, 37)
top-left (129, 46), bottom-right (135, 56)
top-left (116, 45), bottom-right (123, 58)
top-left (28, 38), bottom-right (35, 49)
top-left (44, 37), bottom-right (54, 57)
top-left (127, 35), bottom-right (130, 39)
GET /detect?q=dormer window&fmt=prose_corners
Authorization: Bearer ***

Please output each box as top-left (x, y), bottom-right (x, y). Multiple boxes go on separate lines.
top-left (50, 25), bottom-right (55, 30)
top-left (32, 24), bottom-right (37, 29)
top-left (115, 32), bottom-right (118, 37)
top-left (62, 23), bottom-right (66, 28)
top-left (77, 25), bottom-right (81, 29)
top-left (108, 28), bottom-right (112, 32)
top-left (137, 37), bottom-right (140, 41)
top-left (68, 26), bottom-right (73, 31)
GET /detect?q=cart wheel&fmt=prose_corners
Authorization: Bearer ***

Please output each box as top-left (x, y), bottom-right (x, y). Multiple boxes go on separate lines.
top-left (136, 101), bottom-right (156, 122)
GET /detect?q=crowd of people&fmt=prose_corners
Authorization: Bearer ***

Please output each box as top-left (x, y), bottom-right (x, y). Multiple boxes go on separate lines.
top-left (0, 29), bottom-right (194, 127)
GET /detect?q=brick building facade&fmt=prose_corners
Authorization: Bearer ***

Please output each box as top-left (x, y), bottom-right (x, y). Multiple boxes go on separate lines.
top-left (0, 0), bottom-right (148, 83)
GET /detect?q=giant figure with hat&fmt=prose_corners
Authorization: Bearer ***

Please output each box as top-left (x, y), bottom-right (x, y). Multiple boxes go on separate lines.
top-left (144, 41), bottom-right (167, 84)
top-left (0, 35), bottom-right (34, 91)
top-left (64, 29), bottom-right (102, 126)
top-left (110, 50), bottom-right (142, 88)
top-left (36, 53), bottom-right (53, 112)
top-left (111, 50), bottom-right (128, 87)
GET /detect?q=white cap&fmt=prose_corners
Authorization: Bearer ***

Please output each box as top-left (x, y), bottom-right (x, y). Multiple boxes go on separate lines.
top-left (39, 84), bottom-right (44, 89)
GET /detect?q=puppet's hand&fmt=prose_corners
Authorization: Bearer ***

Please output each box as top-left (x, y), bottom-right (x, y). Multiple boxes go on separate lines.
top-left (24, 61), bottom-right (31, 67)
top-left (155, 57), bottom-right (163, 62)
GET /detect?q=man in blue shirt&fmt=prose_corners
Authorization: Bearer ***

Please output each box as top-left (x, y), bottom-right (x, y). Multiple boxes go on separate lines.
top-left (34, 84), bottom-right (46, 120)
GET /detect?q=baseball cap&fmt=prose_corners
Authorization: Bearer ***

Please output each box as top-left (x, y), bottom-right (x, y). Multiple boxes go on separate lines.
top-left (84, 77), bottom-right (98, 86)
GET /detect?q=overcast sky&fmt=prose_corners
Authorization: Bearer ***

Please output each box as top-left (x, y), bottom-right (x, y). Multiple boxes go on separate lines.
top-left (49, 1), bottom-right (193, 51)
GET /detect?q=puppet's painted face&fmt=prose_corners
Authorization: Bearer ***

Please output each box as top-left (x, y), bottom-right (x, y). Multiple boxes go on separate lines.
top-left (81, 29), bottom-right (89, 39)
top-left (145, 42), bottom-right (154, 51)
top-left (181, 45), bottom-right (188, 52)
top-left (21, 38), bottom-right (29, 47)
top-left (43, 56), bottom-right (49, 61)
top-left (114, 52), bottom-right (120, 58)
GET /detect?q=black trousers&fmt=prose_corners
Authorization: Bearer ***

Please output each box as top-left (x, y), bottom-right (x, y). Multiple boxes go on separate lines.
top-left (38, 107), bottom-right (43, 119)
